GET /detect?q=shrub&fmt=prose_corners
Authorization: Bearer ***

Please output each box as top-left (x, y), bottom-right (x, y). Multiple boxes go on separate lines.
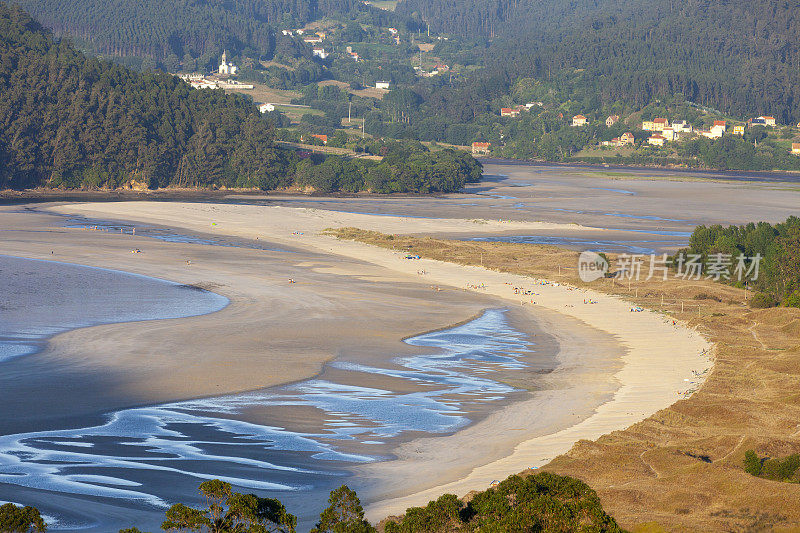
top-left (750, 293), bottom-right (776, 308)
top-left (782, 291), bottom-right (800, 308)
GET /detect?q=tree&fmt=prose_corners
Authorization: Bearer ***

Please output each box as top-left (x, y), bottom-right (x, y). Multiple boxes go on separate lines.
top-left (311, 485), bottom-right (376, 533)
top-left (0, 503), bottom-right (47, 533)
top-left (160, 479), bottom-right (296, 533)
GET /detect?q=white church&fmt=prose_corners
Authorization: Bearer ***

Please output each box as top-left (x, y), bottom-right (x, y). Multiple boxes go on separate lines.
top-left (218, 51), bottom-right (238, 75)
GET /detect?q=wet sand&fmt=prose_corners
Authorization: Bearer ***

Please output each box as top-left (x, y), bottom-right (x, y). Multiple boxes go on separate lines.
top-left (1, 206), bottom-right (613, 531)
top-left (42, 201), bottom-right (711, 521)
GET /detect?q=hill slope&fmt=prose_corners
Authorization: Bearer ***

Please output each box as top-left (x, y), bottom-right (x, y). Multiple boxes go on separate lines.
top-left (0, 2), bottom-right (291, 190)
top-left (10, 0), bottom-right (363, 63)
top-left (401, 0), bottom-right (800, 123)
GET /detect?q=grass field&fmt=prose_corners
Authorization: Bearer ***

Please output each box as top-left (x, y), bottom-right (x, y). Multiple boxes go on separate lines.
top-left (363, 0), bottom-right (397, 11)
top-left (225, 81), bottom-right (301, 105)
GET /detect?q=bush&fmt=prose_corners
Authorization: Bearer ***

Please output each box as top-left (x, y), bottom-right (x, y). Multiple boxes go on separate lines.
top-left (743, 450), bottom-right (763, 476)
top-left (782, 290), bottom-right (800, 308)
top-left (750, 292), bottom-right (777, 308)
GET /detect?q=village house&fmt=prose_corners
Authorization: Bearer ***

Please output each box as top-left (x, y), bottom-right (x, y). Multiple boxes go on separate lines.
top-left (619, 132), bottom-right (635, 145)
top-left (648, 134), bottom-right (666, 146)
top-left (605, 115), bottom-right (619, 127)
top-left (218, 51), bottom-right (237, 75)
top-left (672, 120), bottom-right (693, 133)
top-left (759, 116), bottom-right (777, 126)
top-left (259, 103), bottom-right (275, 113)
top-left (661, 127), bottom-right (676, 142)
top-left (699, 128), bottom-right (723, 139)
top-left (572, 114), bottom-right (588, 127)
top-left (310, 134), bottom-right (328, 144)
top-left (375, 81), bottom-right (390, 90)
top-left (303, 35), bottom-right (323, 44)
top-left (711, 120), bottom-right (726, 136)
top-left (471, 141), bottom-right (491, 155)
top-left (792, 143), bottom-right (800, 155)
top-left (501, 107), bottom-right (520, 117)
top-left (643, 118), bottom-right (669, 131)
top-left (732, 125), bottom-right (745, 135)
top-left (312, 48), bottom-right (329, 59)
top-left (602, 132), bottom-right (635, 147)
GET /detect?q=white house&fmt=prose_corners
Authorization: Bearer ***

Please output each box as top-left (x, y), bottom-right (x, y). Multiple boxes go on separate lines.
top-left (259, 103), bottom-right (276, 113)
top-left (572, 114), bottom-right (588, 127)
top-left (312, 48), bottom-right (329, 59)
top-left (648, 134), bottom-right (666, 146)
top-left (218, 51), bottom-right (238, 75)
top-left (661, 127), bottom-right (676, 142)
top-left (672, 120), bottom-right (693, 133)
top-left (375, 81), bottom-right (390, 90)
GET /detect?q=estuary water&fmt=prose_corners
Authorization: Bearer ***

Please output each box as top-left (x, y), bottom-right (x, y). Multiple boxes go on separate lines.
top-left (0, 256), bottom-right (542, 531)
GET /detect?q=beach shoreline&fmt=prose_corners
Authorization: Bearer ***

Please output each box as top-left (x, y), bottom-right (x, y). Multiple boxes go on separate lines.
top-left (40, 201), bottom-right (711, 520)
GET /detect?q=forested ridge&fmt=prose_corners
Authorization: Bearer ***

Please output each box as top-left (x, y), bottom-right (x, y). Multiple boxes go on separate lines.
top-left (0, 2), bottom-right (293, 190)
top-left (10, 0), bottom-right (366, 63)
top-left (399, 0), bottom-right (800, 124)
top-left (0, 3), bottom-right (482, 193)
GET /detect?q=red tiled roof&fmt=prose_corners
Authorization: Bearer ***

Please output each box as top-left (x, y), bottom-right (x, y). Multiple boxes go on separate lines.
top-left (654, 118), bottom-right (668, 124)
top-left (713, 120), bottom-right (726, 126)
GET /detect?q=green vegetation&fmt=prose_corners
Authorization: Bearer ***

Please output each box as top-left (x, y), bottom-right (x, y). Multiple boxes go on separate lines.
top-left (0, 5), bottom-right (482, 194)
top-left (3, 473), bottom-right (622, 532)
top-left (383, 472), bottom-right (625, 532)
top-left (744, 450), bottom-right (800, 483)
top-left (159, 479), bottom-right (296, 532)
top-left (678, 217), bottom-right (800, 307)
top-left (397, 0), bottom-right (800, 124)
top-left (0, 502), bottom-right (47, 532)
top-left (11, 0), bottom-right (369, 66)
top-left (310, 485), bottom-right (375, 533)
top-left (294, 140), bottom-right (482, 193)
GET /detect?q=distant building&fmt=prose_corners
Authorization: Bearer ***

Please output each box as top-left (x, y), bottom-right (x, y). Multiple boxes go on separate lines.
top-left (732, 125), bottom-right (745, 135)
top-left (311, 134), bottom-right (328, 144)
top-left (218, 51), bottom-right (238, 75)
top-left (749, 117), bottom-right (768, 127)
top-left (375, 81), bottom-right (391, 90)
top-left (471, 142), bottom-right (491, 155)
top-left (619, 132), bottom-right (635, 145)
top-left (661, 127), bottom-right (675, 142)
top-left (259, 103), bottom-right (275, 113)
top-left (572, 114), bottom-right (588, 127)
top-left (643, 118), bottom-right (669, 131)
top-left (312, 48), bottom-right (329, 59)
top-left (759, 116), bottom-right (777, 126)
top-left (303, 36), bottom-right (323, 44)
top-left (792, 143), bottom-right (800, 155)
top-left (699, 129), bottom-right (723, 139)
top-left (605, 115), bottom-right (619, 127)
top-left (672, 120), bottom-right (693, 133)
top-left (710, 120), bottom-right (726, 136)
top-left (500, 107), bottom-right (520, 117)
top-left (648, 134), bottom-right (666, 146)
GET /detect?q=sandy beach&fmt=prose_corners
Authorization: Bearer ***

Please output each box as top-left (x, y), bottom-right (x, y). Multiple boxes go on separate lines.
top-left (36, 201), bottom-right (711, 520)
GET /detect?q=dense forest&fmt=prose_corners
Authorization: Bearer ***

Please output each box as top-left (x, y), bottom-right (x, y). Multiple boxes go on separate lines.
top-left (395, 0), bottom-right (800, 125)
top-left (0, 4), bottom-right (481, 193)
top-left (10, 0), bottom-right (370, 63)
top-left (0, 472), bottom-right (624, 532)
top-left (0, 2), bottom-right (292, 190)
top-left (678, 217), bottom-right (800, 308)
